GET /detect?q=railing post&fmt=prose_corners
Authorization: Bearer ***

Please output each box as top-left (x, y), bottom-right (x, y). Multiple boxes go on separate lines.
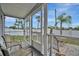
top-left (23, 19), bottom-right (26, 45)
top-left (49, 28), bottom-right (53, 56)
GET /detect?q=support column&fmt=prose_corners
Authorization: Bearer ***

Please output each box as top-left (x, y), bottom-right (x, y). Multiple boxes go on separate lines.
top-left (0, 5), bottom-right (5, 36)
top-left (29, 16), bottom-right (32, 46)
top-left (23, 19), bottom-right (25, 38)
top-left (23, 19), bottom-right (26, 46)
top-left (2, 15), bottom-right (5, 36)
top-left (42, 3), bottom-right (48, 56)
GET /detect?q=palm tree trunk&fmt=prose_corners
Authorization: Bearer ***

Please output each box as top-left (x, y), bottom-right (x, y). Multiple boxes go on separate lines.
top-left (55, 9), bottom-right (57, 29)
top-left (60, 21), bottom-right (62, 35)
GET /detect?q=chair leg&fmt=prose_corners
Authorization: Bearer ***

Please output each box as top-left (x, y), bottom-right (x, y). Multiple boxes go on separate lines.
top-left (1, 48), bottom-right (9, 56)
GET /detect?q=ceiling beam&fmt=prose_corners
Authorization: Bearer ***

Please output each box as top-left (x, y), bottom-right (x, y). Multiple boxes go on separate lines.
top-left (0, 4), bottom-right (5, 15)
top-left (24, 3), bottom-right (43, 19)
top-left (5, 14), bottom-right (24, 19)
top-left (0, 3), bottom-right (42, 19)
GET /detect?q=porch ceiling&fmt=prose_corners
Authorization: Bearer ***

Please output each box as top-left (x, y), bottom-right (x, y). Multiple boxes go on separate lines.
top-left (0, 3), bottom-right (36, 19)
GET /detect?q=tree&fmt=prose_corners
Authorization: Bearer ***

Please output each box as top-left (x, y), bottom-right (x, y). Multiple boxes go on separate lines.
top-left (9, 25), bottom-right (16, 29)
top-left (36, 16), bottom-right (41, 29)
top-left (14, 19), bottom-right (19, 29)
top-left (57, 13), bottom-right (72, 35)
top-left (21, 20), bottom-right (24, 29)
top-left (36, 16), bottom-right (41, 42)
top-left (48, 26), bottom-right (55, 29)
top-left (14, 19), bottom-right (24, 29)
top-left (74, 26), bottom-right (79, 30)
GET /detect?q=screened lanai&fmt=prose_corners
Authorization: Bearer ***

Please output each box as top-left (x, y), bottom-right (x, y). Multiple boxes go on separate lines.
top-left (0, 3), bottom-right (49, 56)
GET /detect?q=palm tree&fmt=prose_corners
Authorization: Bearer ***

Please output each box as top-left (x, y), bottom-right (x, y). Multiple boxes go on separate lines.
top-left (57, 13), bottom-right (72, 35)
top-left (20, 19), bottom-right (24, 29)
top-left (14, 19), bottom-right (20, 29)
top-left (74, 25), bottom-right (79, 30)
top-left (36, 16), bottom-right (41, 29)
top-left (18, 20), bottom-right (23, 29)
top-left (36, 16), bottom-right (41, 42)
top-left (15, 19), bottom-right (24, 29)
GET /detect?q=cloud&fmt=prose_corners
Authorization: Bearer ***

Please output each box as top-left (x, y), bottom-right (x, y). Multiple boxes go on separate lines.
top-left (48, 10), bottom-right (55, 15)
top-left (48, 18), bottom-right (55, 22)
top-left (63, 4), bottom-right (71, 6)
top-left (5, 16), bottom-right (16, 27)
top-left (48, 3), bottom-right (79, 28)
top-left (57, 3), bottom-right (79, 7)
top-left (55, 3), bottom-right (79, 13)
top-left (57, 4), bottom-right (71, 6)
top-left (48, 18), bottom-right (57, 26)
top-left (57, 8), bottom-right (69, 12)
top-left (5, 16), bottom-right (16, 22)
top-left (72, 23), bottom-right (79, 27)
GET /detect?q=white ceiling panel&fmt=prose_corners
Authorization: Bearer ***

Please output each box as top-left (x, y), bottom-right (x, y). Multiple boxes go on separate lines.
top-left (1, 3), bottom-right (36, 18)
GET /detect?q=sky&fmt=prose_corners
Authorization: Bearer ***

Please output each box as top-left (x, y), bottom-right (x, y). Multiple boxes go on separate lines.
top-left (5, 3), bottom-right (79, 28)
top-left (5, 16), bottom-right (16, 27)
top-left (48, 3), bottom-right (79, 28)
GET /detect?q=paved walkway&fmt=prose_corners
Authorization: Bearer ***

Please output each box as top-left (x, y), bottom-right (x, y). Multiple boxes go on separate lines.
top-left (64, 44), bottom-right (79, 56)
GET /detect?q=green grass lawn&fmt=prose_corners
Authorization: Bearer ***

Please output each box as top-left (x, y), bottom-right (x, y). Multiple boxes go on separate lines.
top-left (5, 35), bottom-right (38, 43)
top-left (48, 35), bottom-right (79, 46)
top-left (62, 38), bottom-right (79, 46)
top-left (5, 35), bottom-right (29, 43)
top-left (5, 35), bottom-right (79, 46)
